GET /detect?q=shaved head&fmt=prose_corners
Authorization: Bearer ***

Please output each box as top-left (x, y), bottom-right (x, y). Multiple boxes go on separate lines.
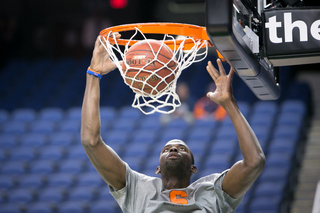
top-left (163, 139), bottom-right (195, 165)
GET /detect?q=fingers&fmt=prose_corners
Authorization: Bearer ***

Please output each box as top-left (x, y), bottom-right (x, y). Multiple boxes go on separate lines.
top-left (206, 61), bottom-right (219, 81)
top-left (229, 66), bottom-right (235, 79)
top-left (94, 36), bottom-right (101, 49)
top-left (216, 58), bottom-right (226, 76)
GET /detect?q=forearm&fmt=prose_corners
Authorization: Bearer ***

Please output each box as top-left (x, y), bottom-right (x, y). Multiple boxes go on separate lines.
top-left (221, 98), bottom-right (265, 168)
top-left (81, 74), bottom-right (102, 146)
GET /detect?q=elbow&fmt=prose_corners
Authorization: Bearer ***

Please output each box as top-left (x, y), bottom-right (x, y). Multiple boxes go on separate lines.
top-left (81, 131), bottom-right (101, 147)
top-left (245, 153), bottom-right (266, 172)
top-left (80, 123), bottom-right (101, 147)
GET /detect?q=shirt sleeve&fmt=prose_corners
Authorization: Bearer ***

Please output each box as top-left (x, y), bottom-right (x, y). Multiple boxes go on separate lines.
top-left (213, 170), bottom-right (244, 212)
top-left (108, 163), bottom-right (135, 212)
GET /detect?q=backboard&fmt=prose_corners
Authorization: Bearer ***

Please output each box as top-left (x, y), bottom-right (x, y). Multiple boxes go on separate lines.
top-left (206, 0), bottom-right (281, 100)
top-left (206, 0), bottom-right (320, 101)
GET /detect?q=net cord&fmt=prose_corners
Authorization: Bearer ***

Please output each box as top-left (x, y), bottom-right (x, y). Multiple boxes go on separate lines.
top-left (99, 27), bottom-right (209, 114)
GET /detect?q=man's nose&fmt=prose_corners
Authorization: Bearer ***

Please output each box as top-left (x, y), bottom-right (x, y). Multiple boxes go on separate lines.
top-left (169, 146), bottom-right (178, 152)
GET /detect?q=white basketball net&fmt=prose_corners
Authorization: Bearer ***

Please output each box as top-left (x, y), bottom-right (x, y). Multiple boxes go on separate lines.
top-left (99, 27), bottom-right (209, 115)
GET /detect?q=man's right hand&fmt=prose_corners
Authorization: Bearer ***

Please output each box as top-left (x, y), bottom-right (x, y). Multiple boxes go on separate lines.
top-left (89, 33), bottom-right (121, 75)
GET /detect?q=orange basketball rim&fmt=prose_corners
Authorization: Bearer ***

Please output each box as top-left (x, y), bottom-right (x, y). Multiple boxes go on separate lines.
top-left (99, 23), bottom-right (214, 51)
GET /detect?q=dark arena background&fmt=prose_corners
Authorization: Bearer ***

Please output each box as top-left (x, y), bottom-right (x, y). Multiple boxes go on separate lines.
top-left (0, 0), bottom-right (320, 212)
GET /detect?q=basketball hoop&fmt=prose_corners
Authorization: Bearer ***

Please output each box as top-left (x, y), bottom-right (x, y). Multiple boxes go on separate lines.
top-left (99, 23), bottom-right (213, 115)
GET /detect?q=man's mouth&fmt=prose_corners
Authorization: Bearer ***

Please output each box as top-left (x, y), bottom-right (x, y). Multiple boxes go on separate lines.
top-left (167, 153), bottom-right (180, 159)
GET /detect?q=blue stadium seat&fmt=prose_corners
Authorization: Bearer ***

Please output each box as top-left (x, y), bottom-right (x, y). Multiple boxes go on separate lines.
top-left (0, 149), bottom-right (5, 161)
top-left (251, 125), bottom-right (271, 141)
top-left (30, 120), bottom-right (56, 134)
top-left (268, 138), bottom-right (297, 155)
top-left (166, 118), bottom-right (190, 130)
top-left (58, 159), bottom-right (85, 174)
top-left (131, 129), bottom-right (158, 144)
top-left (49, 132), bottom-right (76, 146)
top-left (186, 140), bottom-right (208, 156)
top-left (252, 101), bottom-right (278, 115)
top-left (103, 130), bottom-right (130, 145)
top-left (249, 113), bottom-right (275, 127)
top-left (272, 124), bottom-right (300, 141)
top-left (2, 121), bottom-right (27, 135)
top-left (259, 167), bottom-right (290, 183)
top-left (192, 118), bottom-right (218, 129)
top-left (0, 110), bottom-right (9, 123)
top-left (265, 153), bottom-right (293, 169)
top-left (100, 107), bottom-right (117, 120)
top-left (187, 126), bottom-right (214, 142)
top-left (219, 116), bottom-right (233, 128)
top-left (203, 154), bottom-right (233, 171)
top-left (57, 201), bottom-right (85, 213)
top-left (20, 133), bottom-right (47, 147)
top-left (47, 173), bottom-right (76, 188)
top-left (0, 161), bottom-right (26, 175)
top-left (144, 156), bottom-right (160, 171)
top-left (118, 106), bottom-right (143, 119)
top-left (65, 107), bottom-right (82, 120)
top-left (138, 116), bottom-right (162, 130)
top-left (38, 146), bottom-right (65, 160)
top-left (100, 119), bottom-right (114, 132)
top-left (112, 118), bottom-right (137, 131)
top-left (77, 172), bottom-right (104, 187)
top-left (237, 101), bottom-right (251, 118)
top-left (11, 108), bottom-right (37, 122)
top-left (249, 196), bottom-right (281, 213)
top-left (159, 128), bottom-right (187, 143)
top-left (7, 188), bottom-right (34, 203)
top-left (253, 181), bottom-right (286, 198)
top-left (89, 200), bottom-right (117, 213)
top-left (276, 112), bottom-right (304, 127)
top-left (210, 139), bottom-right (238, 155)
top-left (280, 100), bottom-right (306, 115)
top-left (18, 174), bottom-right (45, 189)
top-left (122, 156), bottom-right (143, 172)
top-left (38, 108), bottom-right (65, 121)
top-left (58, 120), bottom-right (81, 133)
top-left (38, 187), bottom-right (66, 203)
top-left (26, 202), bottom-right (54, 213)
top-left (0, 175), bottom-right (16, 190)
top-left (97, 185), bottom-right (116, 201)
top-left (122, 142), bottom-right (150, 158)
top-left (68, 186), bottom-right (96, 202)
top-left (66, 145), bottom-right (88, 160)
top-left (29, 160), bottom-right (56, 174)
top-left (0, 203), bottom-right (22, 213)
top-left (8, 147), bottom-right (37, 161)
top-left (0, 134), bottom-right (18, 148)
top-left (215, 126), bottom-right (237, 140)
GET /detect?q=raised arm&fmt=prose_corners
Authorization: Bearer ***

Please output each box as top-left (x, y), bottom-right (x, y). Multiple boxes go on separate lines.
top-left (206, 59), bottom-right (265, 199)
top-left (81, 35), bottom-right (126, 190)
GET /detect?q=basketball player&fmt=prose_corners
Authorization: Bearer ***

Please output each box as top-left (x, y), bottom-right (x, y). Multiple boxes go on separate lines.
top-left (81, 35), bottom-right (265, 212)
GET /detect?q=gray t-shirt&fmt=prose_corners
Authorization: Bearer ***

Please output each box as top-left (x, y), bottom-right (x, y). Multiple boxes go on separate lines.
top-left (109, 163), bottom-right (243, 213)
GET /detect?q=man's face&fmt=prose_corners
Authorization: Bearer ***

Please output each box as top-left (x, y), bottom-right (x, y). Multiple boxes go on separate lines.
top-left (157, 139), bottom-right (195, 176)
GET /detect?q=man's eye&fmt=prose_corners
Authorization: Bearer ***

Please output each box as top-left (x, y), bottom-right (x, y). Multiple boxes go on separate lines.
top-left (180, 147), bottom-right (185, 151)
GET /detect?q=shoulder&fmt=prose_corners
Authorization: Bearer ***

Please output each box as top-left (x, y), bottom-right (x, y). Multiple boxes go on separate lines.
top-left (193, 170), bottom-right (229, 187)
top-left (126, 163), bottom-right (163, 188)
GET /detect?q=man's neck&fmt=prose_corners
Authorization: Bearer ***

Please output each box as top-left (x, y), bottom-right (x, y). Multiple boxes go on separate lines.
top-left (162, 175), bottom-right (191, 190)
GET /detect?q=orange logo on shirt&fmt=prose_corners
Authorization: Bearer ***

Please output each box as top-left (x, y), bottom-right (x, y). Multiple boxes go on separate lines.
top-left (170, 190), bottom-right (188, 204)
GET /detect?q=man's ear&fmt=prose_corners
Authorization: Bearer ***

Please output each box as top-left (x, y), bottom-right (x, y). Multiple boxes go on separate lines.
top-left (156, 166), bottom-right (161, 175)
top-left (191, 165), bottom-right (197, 174)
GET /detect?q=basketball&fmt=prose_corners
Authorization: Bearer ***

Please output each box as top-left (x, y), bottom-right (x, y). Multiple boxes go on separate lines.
top-left (122, 39), bottom-right (178, 96)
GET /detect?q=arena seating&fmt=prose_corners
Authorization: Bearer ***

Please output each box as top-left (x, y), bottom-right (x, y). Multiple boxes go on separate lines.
top-left (0, 57), bottom-right (312, 212)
